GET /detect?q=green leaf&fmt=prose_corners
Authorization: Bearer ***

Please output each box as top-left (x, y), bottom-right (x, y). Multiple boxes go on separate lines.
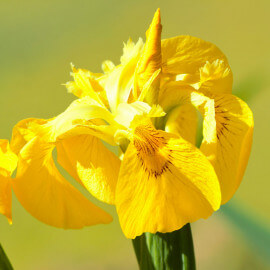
top-left (0, 244), bottom-right (13, 270)
top-left (221, 204), bottom-right (270, 264)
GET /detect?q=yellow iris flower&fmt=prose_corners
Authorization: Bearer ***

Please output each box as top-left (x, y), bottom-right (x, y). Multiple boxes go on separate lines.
top-left (0, 9), bottom-right (253, 239)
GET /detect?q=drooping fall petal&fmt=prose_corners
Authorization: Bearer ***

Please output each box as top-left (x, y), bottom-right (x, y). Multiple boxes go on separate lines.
top-left (0, 175), bottom-right (12, 224)
top-left (10, 118), bottom-right (49, 155)
top-left (116, 122), bottom-right (220, 239)
top-left (0, 140), bottom-right (18, 223)
top-left (12, 137), bottom-right (112, 228)
top-left (198, 93), bottom-right (254, 203)
top-left (159, 85), bottom-right (253, 204)
top-left (57, 134), bottom-right (120, 204)
top-left (0, 140), bottom-right (18, 175)
top-left (9, 98), bottom-right (119, 228)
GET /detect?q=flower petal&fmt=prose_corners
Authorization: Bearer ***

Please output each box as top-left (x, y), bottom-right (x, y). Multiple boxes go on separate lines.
top-left (56, 134), bottom-right (120, 204)
top-left (12, 137), bottom-right (112, 228)
top-left (102, 39), bottom-right (144, 112)
top-left (0, 140), bottom-right (16, 224)
top-left (114, 101), bottom-right (153, 128)
top-left (161, 35), bottom-right (230, 75)
top-left (16, 98), bottom-right (117, 144)
top-left (66, 65), bottom-right (105, 105)
top-left (0, 175), bottom-right (12, 224)
top-left (49, 97), bottom-right (115, 140)
top-left (102, 60), bottom-right (115, 73)
top-left (164, 104), bottom-right (198, 145)
top-left (10, 118), bottom-right (49, 155)
top-left (198, 93), bottom-right (254, 203)
top-left (0, 139), bottom-right (18, 176)
top-left (196, 59), bottom-right (233, 94)
top-left (116, 123), bottom-right (220, 239)
top-left (159, 86), bottom-right (254, 204)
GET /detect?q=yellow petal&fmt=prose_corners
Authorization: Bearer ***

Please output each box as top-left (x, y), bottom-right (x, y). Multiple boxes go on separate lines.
top-left (114, 101), bottom-right (165, 129)
top-left (57, 122), bottom-right (118, 146)
top-left (134, 8), bottom-right (162, 103)
top-left (17, 99), bottom-right (117, 146)
top-left (103, 39), bottom-right (144, 112)
top-left (120, 38), bottom-right (143, 65)
top-left (10, 118), bottom-right (49, 155)
top-left (12, 137), bottom-right (112, 228)
top-left (66, 65), bottom-right (104, 105)
top-left (198, 94), bottom-right (254, 203)
top-left (165, 104), bottom-right (198, 145)
top-left (102, 60), bottom-right (115, 73)
top-left (196, 59), bottom-right (233, 94)
top-left (0, 175), bottom-right (12, 224)
top-left (56, 134), bottom-right (120, 204)
top-left (162, 35), bottom-right (230, 76)
top-left (116, 122), bottom-right (220, 239)
top-left (114, 101), bottom-right (152, 128)
top-left (137, 69), bottom-right (161, 102)
top-left (34, 97), bottom-right (116, 142)
top-left (160, 85), bottom-right (254, 204)
top-left (0, 140), bottom-right (16, 224)
top-left (0, 139), bottom-right (18, 176)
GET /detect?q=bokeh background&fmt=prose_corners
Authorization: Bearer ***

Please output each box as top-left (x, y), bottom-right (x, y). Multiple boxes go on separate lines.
top-left (0, 0), bottom-right (269, 269)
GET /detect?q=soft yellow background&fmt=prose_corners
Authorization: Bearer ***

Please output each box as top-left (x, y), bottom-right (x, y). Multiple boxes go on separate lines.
top-left (0, 0), bottom-right (269, 269)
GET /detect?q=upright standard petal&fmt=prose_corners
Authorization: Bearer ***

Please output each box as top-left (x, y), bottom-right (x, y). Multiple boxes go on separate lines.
top-left (57, 134), bottom-right (120, 204)
top-left (102, 39), bottom-right (144, 112)
top-left (12, 137), bottom-right (112, 228)
top-left (116, 122), bottom-right (220, 239)
top-left (0, 140), bottom-right (18, 223)
top-left (161, 36), bottom-right (231, 80)
top-left (134, 8), bottom-right (162, 103)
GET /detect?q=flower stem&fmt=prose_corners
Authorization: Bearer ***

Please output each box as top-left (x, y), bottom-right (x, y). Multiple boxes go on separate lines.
top-left (0, 244), bottom-right (13, 270)
top-left (132, 224), bottom-right (196, 270)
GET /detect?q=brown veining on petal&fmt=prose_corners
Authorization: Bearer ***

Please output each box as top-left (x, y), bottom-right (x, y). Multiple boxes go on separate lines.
top-left (133, 124), bottom-right (172, 178)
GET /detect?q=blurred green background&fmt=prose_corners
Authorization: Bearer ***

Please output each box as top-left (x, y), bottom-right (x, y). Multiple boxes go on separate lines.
top-left (0, 0), bottom-right (269, 269)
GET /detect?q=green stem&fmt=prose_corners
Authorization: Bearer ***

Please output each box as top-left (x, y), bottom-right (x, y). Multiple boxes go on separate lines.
top-left (0, 244), bottom-right (13, 270)
top-left (132, 224), bottom-right (196, 270)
